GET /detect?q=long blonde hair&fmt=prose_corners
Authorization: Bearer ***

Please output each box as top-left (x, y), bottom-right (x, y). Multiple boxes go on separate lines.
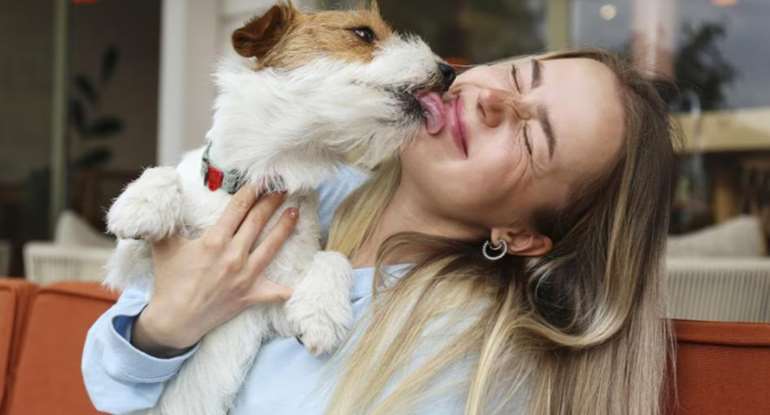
top-left (325, 49), bottom-right (678, 415)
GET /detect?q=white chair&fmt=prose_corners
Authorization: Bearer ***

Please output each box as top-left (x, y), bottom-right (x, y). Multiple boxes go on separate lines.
top-left (23, 211), bottom-right (115, 285)
top-left (0, 239), bottom-right (10, 276)
top-left (666, 258), bottom-right (770, 323)
top-left (23, 243), bottom-right (114, 284)
top-left (666, 215), bottom-right (770, 323)
top-left (667, 215), bottom-right (767, 258)
top-left (53, 210), bottom-right (115, 248)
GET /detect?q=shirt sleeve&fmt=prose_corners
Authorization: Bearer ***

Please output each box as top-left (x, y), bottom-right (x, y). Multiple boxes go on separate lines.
top-left (81, 284), bottom-right (199, 414)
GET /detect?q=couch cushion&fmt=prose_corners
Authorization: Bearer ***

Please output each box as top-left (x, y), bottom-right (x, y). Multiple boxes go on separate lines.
top-left (0, 278), bottom-right (37, 411)
top-left (673, 319), bottom-right (770, 415)
top-left (4, 282), bottom-right (117, 415)
top-left (667, 215), bottom-right (767, 258)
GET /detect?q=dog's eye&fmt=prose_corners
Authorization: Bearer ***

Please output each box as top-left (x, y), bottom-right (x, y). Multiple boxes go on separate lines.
top-left (350, 27), bottom-right (376, 44)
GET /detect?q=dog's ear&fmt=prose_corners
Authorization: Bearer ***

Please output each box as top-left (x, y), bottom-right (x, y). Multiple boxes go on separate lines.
top-left (232, 2), bottom-right (297, 58)
top-left (355, 0), bottom-right (380, 14)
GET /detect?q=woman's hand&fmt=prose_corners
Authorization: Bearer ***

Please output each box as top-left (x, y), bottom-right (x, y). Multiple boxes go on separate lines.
top-left (131, 186), bottom-right (297, 357)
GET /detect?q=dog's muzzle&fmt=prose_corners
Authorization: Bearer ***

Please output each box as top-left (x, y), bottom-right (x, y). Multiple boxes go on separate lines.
top-left (372, 61), bottom-right (456, 126)
top-left (399, 62), bottom-right (456, 121)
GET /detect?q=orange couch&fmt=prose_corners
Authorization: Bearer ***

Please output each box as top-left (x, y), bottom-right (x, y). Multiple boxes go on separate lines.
top-left (0, 279), bottom-right (38, 413)
top-left (0, 278), bottom-right (117, 415)
top-left (0, 277), bottom-right (768, 415)
top-left (672, 319), bottom-right (770, 415)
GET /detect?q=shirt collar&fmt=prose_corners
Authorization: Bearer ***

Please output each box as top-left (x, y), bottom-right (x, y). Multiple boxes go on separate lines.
top-left (350, 263), bottom-right (413, 301)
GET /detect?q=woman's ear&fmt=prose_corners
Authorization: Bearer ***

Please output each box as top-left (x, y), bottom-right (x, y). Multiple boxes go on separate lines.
top-left (490, 226), bottom-right (552, 257)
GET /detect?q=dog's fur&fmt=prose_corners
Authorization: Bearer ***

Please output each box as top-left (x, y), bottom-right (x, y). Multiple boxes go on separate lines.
top-left (105, 2), bottom-right (449, 414)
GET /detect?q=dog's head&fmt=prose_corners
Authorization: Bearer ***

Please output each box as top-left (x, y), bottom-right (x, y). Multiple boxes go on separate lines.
top-left (212, 1), bottom-right (452, 172)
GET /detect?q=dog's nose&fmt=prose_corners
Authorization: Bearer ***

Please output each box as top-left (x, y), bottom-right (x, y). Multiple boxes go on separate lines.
top-left (438, 62), bottom-right (456, 91)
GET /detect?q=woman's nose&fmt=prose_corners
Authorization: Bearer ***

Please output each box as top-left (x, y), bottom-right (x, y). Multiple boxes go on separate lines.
top-left (478, 89), bottom-right (510, 128)
top-left (477, 88), bottom-right (530, 128)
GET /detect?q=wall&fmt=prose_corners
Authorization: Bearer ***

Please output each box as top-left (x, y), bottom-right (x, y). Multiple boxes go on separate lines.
top-left (0, 0), bottom-right (160, 181)
top-left (0, 0), bottom-right (54, 182)
top-left (69, 0), bottom-right (160, 172)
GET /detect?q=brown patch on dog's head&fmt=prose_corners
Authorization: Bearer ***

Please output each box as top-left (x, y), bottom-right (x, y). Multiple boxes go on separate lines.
top-left (232, 1), bottom-right (394, 69)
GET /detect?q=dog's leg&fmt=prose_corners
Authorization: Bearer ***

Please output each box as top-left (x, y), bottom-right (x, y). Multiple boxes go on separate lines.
top-left (285, 251), bottom-right (354, 356)
top-left (146, 309), bottom-right (270, 415)
top-left (103, 239), bottom-right (153, 291)
top-left (107, 166), bottom-right (184, 242)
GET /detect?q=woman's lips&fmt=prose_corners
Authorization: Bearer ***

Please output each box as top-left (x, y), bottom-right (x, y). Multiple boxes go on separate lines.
top-left (417, 92), bottom-right (445, 134)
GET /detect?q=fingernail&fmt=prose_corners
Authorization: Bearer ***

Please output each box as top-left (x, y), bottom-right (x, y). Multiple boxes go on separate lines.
top-left (287, 207), bottom-right (298, 218)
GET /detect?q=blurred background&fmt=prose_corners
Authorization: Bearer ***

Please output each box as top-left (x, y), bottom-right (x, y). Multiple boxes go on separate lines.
top-left (1, 0), bottom-right (769, 322)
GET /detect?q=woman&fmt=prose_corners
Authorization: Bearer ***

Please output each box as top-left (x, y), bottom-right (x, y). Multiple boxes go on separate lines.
top-left (83, 48), bottom-right (677, 415)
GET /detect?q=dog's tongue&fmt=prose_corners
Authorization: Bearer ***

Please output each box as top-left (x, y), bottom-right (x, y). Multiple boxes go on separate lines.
top-left (417, 92), bottom-right (445, 135)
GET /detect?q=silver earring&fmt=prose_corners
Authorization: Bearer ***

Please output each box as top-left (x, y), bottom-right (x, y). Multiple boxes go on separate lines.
top-left (482, 240), bottom-right (507, 261)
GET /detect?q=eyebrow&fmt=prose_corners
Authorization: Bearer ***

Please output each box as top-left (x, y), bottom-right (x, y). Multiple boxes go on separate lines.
top-left (531, 59), bottom-right (556, 160)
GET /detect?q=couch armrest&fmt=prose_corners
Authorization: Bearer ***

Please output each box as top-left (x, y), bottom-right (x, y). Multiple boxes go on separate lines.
top-left (0, 278), bottom-right (38, 412)
top-left (672, 319), bottom-right (770, 415)
top-left (3, 281), bottom-right (117, 415)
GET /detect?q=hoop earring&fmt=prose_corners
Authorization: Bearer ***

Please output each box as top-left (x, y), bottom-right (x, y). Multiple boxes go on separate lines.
top-left (482, 240), bottom-right (507, 261)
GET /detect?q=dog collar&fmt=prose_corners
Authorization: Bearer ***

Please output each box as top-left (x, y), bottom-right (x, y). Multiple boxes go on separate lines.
top-left (201, 143), bottom-right (244, 194)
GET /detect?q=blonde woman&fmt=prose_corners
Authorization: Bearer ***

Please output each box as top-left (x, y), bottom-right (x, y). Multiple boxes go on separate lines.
top-left (83, 49), bottom-right (677, 415)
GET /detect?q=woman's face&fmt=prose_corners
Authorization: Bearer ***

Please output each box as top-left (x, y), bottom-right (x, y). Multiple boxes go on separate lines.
top-left (400, 56), bottom-right (625, 233)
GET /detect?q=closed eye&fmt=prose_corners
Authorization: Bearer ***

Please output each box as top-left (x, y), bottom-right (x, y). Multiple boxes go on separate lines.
top-left (522, 125), bottom-right (533, 157)
top-left (511, 64), bottom-right (533, 158)
top-left (511, 64), bottom-right (522, 93)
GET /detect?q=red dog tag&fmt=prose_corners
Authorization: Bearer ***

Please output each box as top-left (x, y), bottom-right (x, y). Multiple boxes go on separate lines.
top-left (207, 166), bottom-right (224, 191)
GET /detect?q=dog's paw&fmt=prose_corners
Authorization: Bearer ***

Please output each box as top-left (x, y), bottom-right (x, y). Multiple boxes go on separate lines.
top-left (107, 166), bottom-right (183, 241)
top-left (285, 251), bottom-right (354, 356)
top-left (291, 300), bottom-right (353, 356)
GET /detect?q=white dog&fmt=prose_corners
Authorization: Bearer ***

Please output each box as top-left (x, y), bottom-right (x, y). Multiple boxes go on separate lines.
top-left (104, 2), bottom-right (453, 414)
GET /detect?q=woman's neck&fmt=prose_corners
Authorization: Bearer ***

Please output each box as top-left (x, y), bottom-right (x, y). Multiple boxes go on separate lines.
top-left (350, 182), bottom-right (486, 268)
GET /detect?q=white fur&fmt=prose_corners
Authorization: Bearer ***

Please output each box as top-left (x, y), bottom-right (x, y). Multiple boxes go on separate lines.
top-left (107, 167), bottom-right (183, 241)
top-left (107, 31), bottom-right (443, 415)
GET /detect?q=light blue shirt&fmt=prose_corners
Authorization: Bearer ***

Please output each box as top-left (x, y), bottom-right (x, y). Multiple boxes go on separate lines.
top-left (81, 166), bottom-right (476, 414)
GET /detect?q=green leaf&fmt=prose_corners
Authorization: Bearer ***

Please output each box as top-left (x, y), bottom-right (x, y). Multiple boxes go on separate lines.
top-left (73, 147), bottom-right (112, 168)
top-left (102, 45), bottom-right (120, 83)
top-left (75, 75), bottom-right (99, 104)
top-left (86, 116), bottom-right (124, 138)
